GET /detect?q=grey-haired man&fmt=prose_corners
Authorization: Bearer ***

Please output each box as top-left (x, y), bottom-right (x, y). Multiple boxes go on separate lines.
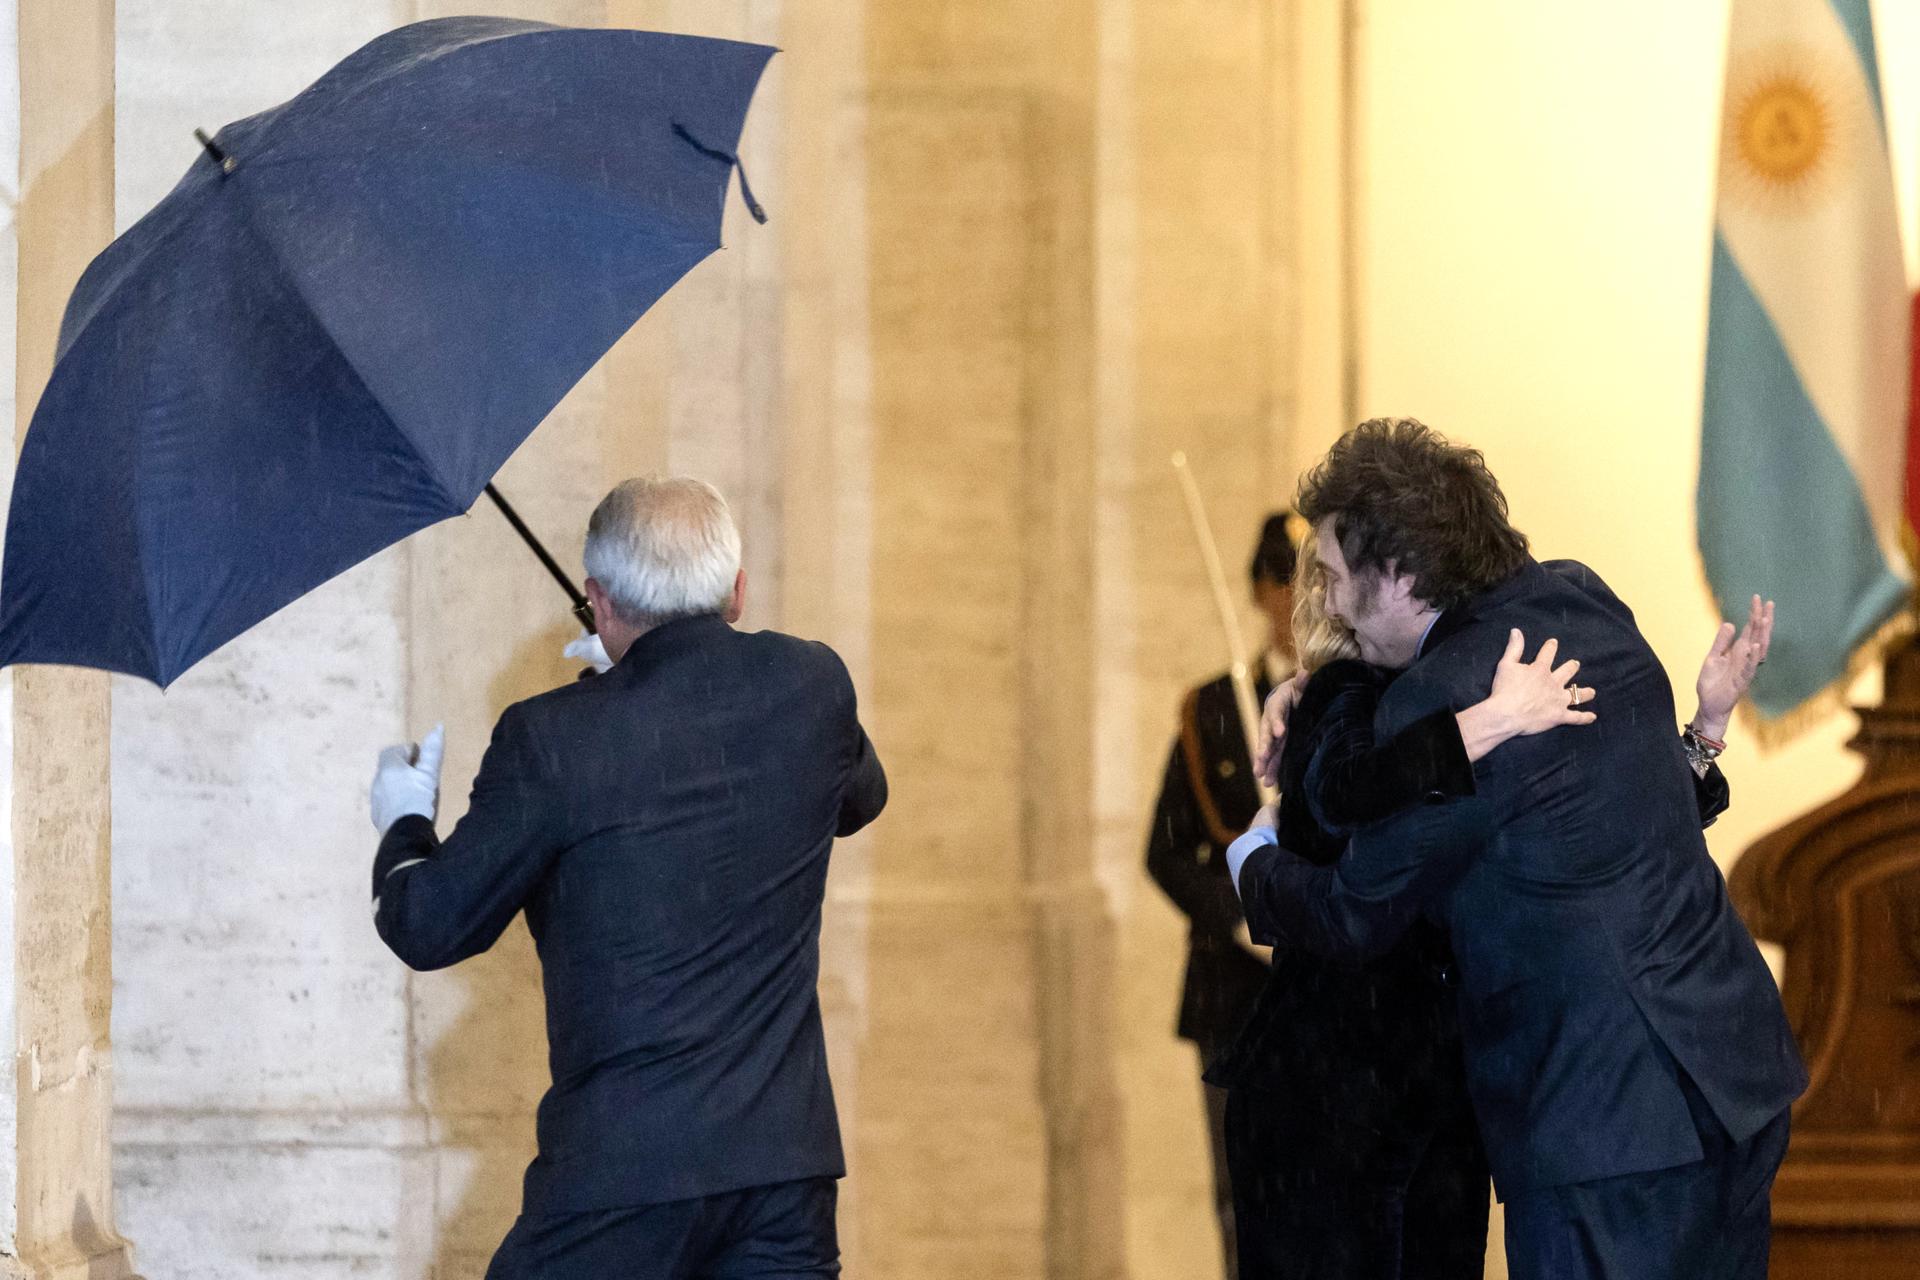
top-left (368, 475), bottom-right (887, 1279)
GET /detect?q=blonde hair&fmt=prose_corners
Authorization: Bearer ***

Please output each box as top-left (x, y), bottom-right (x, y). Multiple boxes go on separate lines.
top-left (1292, 538), bottom-right (1361, 673)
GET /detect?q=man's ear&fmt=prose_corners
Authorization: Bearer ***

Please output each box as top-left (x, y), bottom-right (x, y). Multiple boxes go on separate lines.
top-left (1382, 561), bottom-right (1422, 608)
top-left (584, 577), bottom-right (612, 629)
top-left (723, 569), bottom-right (747, 624)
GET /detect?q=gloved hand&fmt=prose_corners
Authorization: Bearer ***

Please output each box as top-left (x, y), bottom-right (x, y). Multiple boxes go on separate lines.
top-left (563, 630), bottom-right (613, 674)
top-left (370, 724), bottom-right (444, 834)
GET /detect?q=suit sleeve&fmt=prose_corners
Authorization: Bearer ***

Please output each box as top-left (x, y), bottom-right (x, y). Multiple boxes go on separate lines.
top-left (1145, 737), bottom-right (1246, 937)
top-left (1237, 796), bottom-right (1496, 960)
top-left (1302, 689), bottom-right (1476, 836)
top-left (372, 706), bottom-right (564, 972)
top-left (838, 723), bottom-right (888, 836)
top-left (1694, 759), bottom-right (1730, 828)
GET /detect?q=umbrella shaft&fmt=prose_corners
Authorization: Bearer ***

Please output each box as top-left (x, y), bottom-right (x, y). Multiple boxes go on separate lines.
top-left (483, 484), bottom-right (595, 634)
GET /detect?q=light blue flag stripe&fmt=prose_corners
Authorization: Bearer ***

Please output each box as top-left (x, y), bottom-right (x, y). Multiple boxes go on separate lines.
top-left (1827, 0), bottom-right (1884, 112)
top-left (1698, 234), bottom-right (1907, 718)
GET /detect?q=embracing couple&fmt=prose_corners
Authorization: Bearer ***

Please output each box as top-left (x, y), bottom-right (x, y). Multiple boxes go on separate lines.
top-left (1213, 419), bottom-right (1803, 1280)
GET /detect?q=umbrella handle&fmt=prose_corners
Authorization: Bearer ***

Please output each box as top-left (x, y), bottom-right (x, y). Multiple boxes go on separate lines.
top-left (192, 128), bottom-right (237, 175)
top-left (671, 122), bottom-right (767, 225)
top-left (483, 484), bottom-right (597, 636)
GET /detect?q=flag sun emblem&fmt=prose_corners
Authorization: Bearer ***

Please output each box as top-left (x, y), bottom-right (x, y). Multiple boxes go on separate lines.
top-left (1719, 51), bottom-right (1854, 213)
top-left (1738, 76), bottom-right (1827, 183)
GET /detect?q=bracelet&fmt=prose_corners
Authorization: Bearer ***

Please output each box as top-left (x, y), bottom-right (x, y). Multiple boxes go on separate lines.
top-left (1681, 724), bottom-right (1725, 770)
top-left (1684, 723), bottom-right (1727, 754)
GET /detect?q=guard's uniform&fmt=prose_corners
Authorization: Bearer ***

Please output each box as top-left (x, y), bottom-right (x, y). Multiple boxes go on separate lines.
top-left (1143, 661), bottom-right (1283, 1280)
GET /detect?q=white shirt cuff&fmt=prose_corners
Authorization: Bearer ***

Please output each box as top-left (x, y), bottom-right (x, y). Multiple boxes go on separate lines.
top-left (1225, 826), bottom-right (1279, 899)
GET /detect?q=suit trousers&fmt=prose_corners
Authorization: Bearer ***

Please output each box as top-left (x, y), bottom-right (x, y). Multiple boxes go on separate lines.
top-left (486, 1177), bottom-right (839, 1280)
top-left (1502, 1073), bottom-right (1790, 1280)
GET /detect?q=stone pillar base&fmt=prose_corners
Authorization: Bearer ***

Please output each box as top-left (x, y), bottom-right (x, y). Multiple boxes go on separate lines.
top-left (7, 1242), bottom-right (138, 1280)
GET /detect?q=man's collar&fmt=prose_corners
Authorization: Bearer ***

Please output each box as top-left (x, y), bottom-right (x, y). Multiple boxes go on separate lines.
top-left (1410, 558), bottom-right (1541, 663)
top-left (1414, 611), bottom-right (1444, 661)
top-left (612, 612), bottom-right (732, 670)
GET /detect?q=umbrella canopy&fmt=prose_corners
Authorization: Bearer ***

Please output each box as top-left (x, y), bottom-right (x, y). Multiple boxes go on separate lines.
top-left (0, 16), bottom-right (774, 686)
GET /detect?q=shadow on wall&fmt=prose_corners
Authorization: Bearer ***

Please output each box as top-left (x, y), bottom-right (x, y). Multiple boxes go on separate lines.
top-left (71, 1191), bottom-right (139, 1279)
top-left (421, 623), bottom-right (581, 1276)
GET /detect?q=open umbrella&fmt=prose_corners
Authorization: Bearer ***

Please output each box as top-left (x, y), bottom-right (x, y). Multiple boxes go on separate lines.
top-left (0, 16), bottom-right (774, 686)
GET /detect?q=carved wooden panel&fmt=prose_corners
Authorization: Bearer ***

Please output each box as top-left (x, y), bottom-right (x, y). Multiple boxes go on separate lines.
top-left (1730, 640), bottom-right (1920, 1274)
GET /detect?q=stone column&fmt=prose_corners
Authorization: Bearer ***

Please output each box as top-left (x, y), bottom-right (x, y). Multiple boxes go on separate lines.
top-left (1095, 1), bottom-right (1325, 1275)
top-left (854, 2), bottom-right (1122, 1276)
top-left (8, 1), bottom-right (138, 1276)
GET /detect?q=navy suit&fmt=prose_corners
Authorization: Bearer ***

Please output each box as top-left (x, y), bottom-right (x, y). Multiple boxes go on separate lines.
top-left (373, 614), bottom-right (886, 1277)
top-left (1237, 560), bottom-right (1805, 1278)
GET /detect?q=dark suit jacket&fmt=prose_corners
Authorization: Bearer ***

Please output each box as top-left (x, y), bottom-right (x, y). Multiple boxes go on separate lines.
top-left (372, 614), bottom-right (887, 1213)
top-left (1238, 559), bottom-right (1804, 1195)
top-left (1144, 668), bottom-right (1275, 1056)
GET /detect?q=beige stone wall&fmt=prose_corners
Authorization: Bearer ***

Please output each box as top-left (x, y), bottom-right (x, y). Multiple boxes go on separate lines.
top-left (91, 2), bottom-right (1327, 1279)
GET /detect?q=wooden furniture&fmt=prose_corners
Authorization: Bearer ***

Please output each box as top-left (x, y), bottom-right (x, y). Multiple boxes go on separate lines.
top-left (1730, 639), bottom-right (1920, 1276)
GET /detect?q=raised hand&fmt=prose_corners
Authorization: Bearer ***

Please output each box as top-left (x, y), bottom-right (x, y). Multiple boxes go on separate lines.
top-left (1694, 595), bottom-right (1773, 741)
top-left (370, 724), bottom-right (444, 834)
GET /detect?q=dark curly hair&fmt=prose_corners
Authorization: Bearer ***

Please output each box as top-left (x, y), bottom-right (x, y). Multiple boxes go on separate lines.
top-left (1295, 418), bottom-right (1528, 611)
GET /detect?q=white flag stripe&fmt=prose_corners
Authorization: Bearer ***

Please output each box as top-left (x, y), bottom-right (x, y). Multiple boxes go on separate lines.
top-left (1716, 0), bottom-right (1910, 564)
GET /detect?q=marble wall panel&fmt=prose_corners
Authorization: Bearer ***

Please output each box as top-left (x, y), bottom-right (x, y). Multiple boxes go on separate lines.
top-left (116, 1140), bottom-right (434, 1280)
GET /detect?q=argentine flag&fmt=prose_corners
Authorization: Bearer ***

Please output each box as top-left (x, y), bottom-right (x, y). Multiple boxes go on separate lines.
top-left (1700, 0), bottom-right (1911, 719)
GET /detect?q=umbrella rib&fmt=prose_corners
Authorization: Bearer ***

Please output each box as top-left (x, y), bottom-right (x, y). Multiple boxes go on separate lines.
top-left (226, 188), bottom-right (467, 514)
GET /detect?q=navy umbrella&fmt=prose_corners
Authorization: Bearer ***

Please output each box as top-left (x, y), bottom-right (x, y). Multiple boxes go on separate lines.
top-left (0, 16), bottom-right (774, 686)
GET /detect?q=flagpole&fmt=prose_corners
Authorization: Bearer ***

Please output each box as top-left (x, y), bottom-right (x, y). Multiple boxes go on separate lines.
top-left (1172, 452), bottom-right (1279, 807)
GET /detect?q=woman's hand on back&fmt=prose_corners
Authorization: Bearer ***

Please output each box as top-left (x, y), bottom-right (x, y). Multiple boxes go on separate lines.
top-left (1486, 630), bottom-right (1596, 736)
top-left (1255, 671), bottom-right (1310, 787)
top-left (1454, 630), bottom-right (1597, 763)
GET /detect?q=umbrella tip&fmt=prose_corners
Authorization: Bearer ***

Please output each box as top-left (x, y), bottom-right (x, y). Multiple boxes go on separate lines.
top-left (193, 128), bottom-right (237, 175)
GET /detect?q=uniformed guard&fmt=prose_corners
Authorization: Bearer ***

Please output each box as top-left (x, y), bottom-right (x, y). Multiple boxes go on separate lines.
top-left (1143, 512), bottom-right (1299, 1280)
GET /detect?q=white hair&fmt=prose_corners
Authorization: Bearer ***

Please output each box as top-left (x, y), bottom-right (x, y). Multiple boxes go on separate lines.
top-left (584, 475), bottom-right (742, 626)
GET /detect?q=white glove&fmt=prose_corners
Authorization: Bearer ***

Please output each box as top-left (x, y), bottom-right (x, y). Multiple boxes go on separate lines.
top-left (563, 631), bottom-right (613, 674)
top-left (370, 724), bottom-right (444, 834)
